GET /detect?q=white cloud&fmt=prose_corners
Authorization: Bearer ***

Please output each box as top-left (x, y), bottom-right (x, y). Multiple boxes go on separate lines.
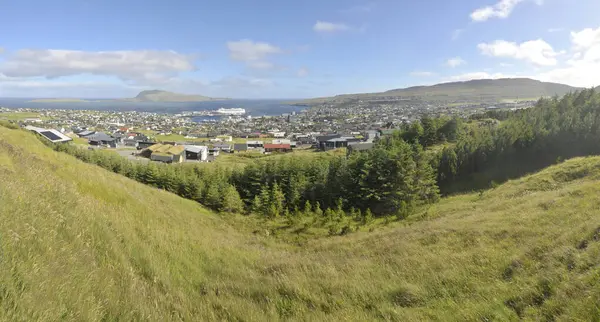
top-left (534, 26), bottom-right (600, 87)
top-left (227, 39), bottom-right (283, 70)
top-left (452, 29), bottom-right (464, 41)
top-left (446, 57), bottom-right (466, 68)
top-left (0, 49), bottom-right (197, 83)
top-left (570, 27), bottom-right (600, 50)
top-left (410, 71), bottom-right (435, 77)
top-left (313, 21), bottom-right (351, 33)
top-left (470, 0), bottom-right (541, 22)
top-left (471, 0), bottom-right (522, 21)
top-left (297, 67), bottom-right (309, 77)
top-left (478, 39), bottom-right (560, 66)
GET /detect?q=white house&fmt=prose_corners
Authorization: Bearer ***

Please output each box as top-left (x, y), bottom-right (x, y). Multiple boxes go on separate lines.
top-left (184, 145), bottom-right (209, 161)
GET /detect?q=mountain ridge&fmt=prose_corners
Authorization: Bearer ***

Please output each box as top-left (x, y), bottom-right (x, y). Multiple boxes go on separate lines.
top-left (290, 78), bottom-right (583, 105)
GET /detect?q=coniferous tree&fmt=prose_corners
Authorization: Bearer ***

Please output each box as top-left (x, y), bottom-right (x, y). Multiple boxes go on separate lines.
top-left (221, 184), bottom-right (245, 213)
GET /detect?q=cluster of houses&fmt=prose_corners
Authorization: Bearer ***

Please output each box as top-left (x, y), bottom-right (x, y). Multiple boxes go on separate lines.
top-left (73, 127), bottom-right (152, 148)
top-left (21, 119), bottom-right (391, 165)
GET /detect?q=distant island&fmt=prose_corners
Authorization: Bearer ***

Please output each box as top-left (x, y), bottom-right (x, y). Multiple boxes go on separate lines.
top-left (28, 90), bottom-right (229, 104)
top-left (118, 90), bottom-right (229, 103)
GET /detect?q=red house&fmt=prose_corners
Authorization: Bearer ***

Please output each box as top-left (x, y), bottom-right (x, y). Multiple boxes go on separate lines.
top-left (264, 143), bottom-right (292, 153)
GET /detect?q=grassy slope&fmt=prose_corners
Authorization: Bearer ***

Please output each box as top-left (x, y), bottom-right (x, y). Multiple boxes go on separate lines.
top-left (2, 126), bottom-right (600, 320)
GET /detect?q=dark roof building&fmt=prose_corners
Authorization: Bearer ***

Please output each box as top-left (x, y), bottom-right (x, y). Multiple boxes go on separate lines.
top-left (234, 143), bottom-right (248, 152)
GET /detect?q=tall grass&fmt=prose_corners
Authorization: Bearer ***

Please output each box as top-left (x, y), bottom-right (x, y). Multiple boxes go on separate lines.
top-left (1, 126), bottom-right (600, 320)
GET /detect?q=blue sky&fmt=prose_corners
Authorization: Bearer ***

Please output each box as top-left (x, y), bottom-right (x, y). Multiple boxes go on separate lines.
top-left (1, 0), bottom-right (599, 98)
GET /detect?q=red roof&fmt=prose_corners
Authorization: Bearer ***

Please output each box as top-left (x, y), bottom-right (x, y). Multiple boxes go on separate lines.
top-left (264, 144), bottom-right (291, 149)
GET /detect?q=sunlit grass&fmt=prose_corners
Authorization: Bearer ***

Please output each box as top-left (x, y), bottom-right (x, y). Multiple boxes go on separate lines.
top-left (2, 126), bottom-right (600, 320)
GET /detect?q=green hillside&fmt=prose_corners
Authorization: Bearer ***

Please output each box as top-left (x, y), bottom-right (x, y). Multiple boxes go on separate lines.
top-left (290, 78), bottom-right (581, 105)
top-left (2, 125), bottom-right (600, 320)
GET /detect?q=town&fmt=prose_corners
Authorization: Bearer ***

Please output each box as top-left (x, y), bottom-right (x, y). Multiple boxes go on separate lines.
top-left (0, 97), bottom-right (536, 164)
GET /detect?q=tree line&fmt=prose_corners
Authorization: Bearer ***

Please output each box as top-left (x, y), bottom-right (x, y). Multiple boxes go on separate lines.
top-left (40, 133), bottom-right (440, 219)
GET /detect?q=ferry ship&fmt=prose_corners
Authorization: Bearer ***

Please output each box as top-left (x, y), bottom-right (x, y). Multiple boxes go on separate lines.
top-left (216, 108), bottom-right (246, 116)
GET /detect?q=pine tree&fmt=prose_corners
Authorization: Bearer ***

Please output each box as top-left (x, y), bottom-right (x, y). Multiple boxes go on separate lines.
top-left (251, 195), bottom-right (262, 215)
top-left (258, 186), bottom-right (271, 216)
top-left (220, 185), bottom-right (245, 213)
top-left (303, 200), bottom-right (313, 216)
top-left (314, 202), bottom-right (323, 217)
top-left (363, 208), bottom-right (373, 225)
top-left (270, 182), bottom-right (286, 216)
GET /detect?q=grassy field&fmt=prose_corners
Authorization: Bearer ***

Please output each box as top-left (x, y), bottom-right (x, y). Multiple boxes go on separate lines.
top-left (0, 112), bottom-right (43, 121)
top-left (2, 125), bottom-right (600, 320)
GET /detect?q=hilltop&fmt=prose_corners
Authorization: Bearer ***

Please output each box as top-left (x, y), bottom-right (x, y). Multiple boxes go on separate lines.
top-left (2, 125), bottom-right (600, 320)
top-left (291, 78), bottom-right (581, 105)
top-left (121, 90), bottom-right (228, 102)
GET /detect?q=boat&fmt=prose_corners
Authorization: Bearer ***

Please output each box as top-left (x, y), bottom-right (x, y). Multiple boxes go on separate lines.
top-left (216, 108), bottom-right (246, 116)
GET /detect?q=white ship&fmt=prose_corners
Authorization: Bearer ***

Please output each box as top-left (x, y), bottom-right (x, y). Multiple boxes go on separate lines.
top-left (216, 108), bottom-right (246, 116)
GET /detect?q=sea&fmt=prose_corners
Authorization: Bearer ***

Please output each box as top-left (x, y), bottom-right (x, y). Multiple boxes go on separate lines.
top-left (0, 98), bottom-right (307, 119)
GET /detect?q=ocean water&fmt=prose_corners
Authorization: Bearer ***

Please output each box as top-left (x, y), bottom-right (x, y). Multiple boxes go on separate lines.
top-left (0, 98), bottom-right (306, 116)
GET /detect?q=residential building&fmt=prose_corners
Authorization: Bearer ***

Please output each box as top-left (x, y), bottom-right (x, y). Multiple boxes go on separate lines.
top-left (264, 143), bottom-right (292, 153)
top-left (234, 143), bottom-right (248, 152)
top-left (213, 144), bottom-right (232, 153)
top-left (147, 144), bottom-right (185, 163)
top-left (247, 140), bottom-right (264, 149)
top-left (87, 132), bottom-right (117, 148)
top-left (184, 145), bottom-right (209, 161)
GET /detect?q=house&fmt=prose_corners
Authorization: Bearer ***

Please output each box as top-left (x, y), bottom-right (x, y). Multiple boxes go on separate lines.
top-left (319, 136), bottom-right (361, 151)
top-left (347, 142), bottom-right (375, 155)
top-left (247, 140), bottom-right (264, 149)
top-left (271, 131), bottom-right (286, 138)
top-left (295, 135), bottom-right (313, 145)
top-left (76, 130), bottom-right (95, 138)
top-left (208, 147), bottom-right (220, 157)
top-left (123, 134), bottom-right (149, 147)
top-left (147, 144), bottom-right (185, 163)
top-left (24, 126), bottom-right (73, 143)
top-left (272, 139), bottom-right (291, 145)
top-left (316, 134), bottom-right (341, 147)
top-left (213, 144), bottom-right (232, 153)
top-left (87, 132), bottom-right (117, 148)
top-left (234, 143), bottom-right (248, 152)
top-left (184, 145), bottom-right (209, 161)
top-left (264, 143), bottom-right (292, 153)
top-left (216, 135), bottom-right (233, 142)
top-left (365, 130), bottom-right (380, 141)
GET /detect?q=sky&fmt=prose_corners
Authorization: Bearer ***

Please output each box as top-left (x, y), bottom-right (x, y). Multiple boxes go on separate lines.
top-left (1, 0), bottom-right (600, 98)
